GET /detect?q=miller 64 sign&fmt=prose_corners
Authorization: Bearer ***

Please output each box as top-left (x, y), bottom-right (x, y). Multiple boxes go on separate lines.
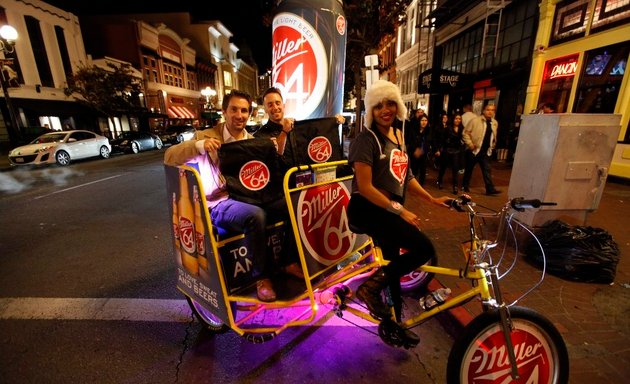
top-left (418, 68), bottom-right (469, 94)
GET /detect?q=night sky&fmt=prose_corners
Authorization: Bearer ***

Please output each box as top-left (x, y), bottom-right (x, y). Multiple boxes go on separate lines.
top-left (44, 0), bottom-right (273, 70)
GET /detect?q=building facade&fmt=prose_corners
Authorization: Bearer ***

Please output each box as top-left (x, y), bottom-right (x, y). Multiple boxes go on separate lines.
top-left (395, 0), bottom-right (436, 116)
top-left (524, 0), bottom-right (630, 179)
top-left (428, 0), bottom-right (539, 154)
top-left (0, 0), bottom-right (97, 147)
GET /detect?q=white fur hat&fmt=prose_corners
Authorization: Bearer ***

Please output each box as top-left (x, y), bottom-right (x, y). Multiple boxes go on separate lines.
top-left (364, 79), bottom-right (407, 128)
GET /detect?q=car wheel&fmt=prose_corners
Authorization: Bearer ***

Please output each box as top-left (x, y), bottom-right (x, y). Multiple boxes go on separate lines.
top-left (176, 134), bottom-right (184, 143)
top-left (131, 142), bottom-right (140, 154)
top-left (155, 138), bottom-right (163, 149)
top-left (100, 146), bottom-right (111, 158)
top-left (55, 150), bottom-right (71, 166)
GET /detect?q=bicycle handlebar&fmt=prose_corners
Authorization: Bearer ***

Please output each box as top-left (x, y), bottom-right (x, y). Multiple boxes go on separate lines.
top-left (447, 195), bottom-right (557, 212)
top-left (510, 197), bottom-right (557, 211)
top-left (446, 195), bottom-right (470, 212)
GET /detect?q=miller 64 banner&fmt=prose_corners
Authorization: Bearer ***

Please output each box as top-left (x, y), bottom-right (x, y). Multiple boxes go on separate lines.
top-left (272, 0), bottom-right (347, 120)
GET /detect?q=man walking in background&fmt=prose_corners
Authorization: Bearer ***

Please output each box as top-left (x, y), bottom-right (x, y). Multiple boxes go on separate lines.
top-left (462, 104), bottom-right (501, 195)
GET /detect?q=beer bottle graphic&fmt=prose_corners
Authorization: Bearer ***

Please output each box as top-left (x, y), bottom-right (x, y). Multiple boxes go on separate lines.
top-left (193, 185), bottom-right (208, 271)
top-left (171, 192), bottom-right (183, 268)
top-left (178, 169), bottom-right (199, 276)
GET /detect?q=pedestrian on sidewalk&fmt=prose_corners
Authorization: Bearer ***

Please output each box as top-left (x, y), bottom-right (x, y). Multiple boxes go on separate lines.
top-left (405, 109), bottom-right (431, 186)
top-left (438, 112), bottom-right (466, 195)
top-left (462, 103), bottom-right (501, 195)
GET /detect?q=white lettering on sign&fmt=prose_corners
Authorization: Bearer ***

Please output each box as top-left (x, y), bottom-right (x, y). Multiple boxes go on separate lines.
top-left (272, 12), bottom-right (327, 119)
top-left (440, 74), bottom-right (459, 86)
top-left (229, 246), bottom-right (253, 277)
top-left (422, 73), bottom-right (432, 87)
top-left (549, 61), bottom-right (577, 79)
top-left (272, 36), bottom-right (308, 67)
top-left (297, 182), bottom-right (355, 265)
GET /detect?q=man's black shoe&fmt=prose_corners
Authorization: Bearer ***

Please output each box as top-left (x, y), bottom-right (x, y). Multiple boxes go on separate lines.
top-left (486, 189), bottom-right (501, 195)
top-left (463, 187), bottom-right (470, 192)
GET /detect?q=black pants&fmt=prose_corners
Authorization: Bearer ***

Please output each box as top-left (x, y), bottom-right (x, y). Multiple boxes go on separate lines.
top-left (437, 150), bottom-right (464, 189)
top-left (347, 194), bottom-right (435, 279)
top-left (410, 154), bottom-right (427, 186)
top-left (462, 150), bottom-right (496, 192)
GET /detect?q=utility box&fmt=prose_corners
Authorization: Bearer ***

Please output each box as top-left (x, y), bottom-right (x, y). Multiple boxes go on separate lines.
top-left (508, 114), bottom-right (621, 226)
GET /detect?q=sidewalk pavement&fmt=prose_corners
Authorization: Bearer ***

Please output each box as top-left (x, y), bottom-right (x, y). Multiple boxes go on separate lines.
top-left (2, 148), bottom-right (629, 382)
top-left (407, 161), bottom-right (630, 384)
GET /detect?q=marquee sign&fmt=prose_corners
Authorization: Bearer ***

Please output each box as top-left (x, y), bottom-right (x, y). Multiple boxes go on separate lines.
top-left (418, 68), bottom-right (470, 94)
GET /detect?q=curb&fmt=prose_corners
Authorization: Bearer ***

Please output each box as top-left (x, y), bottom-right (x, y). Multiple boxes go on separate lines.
top-left (427, 278), bottom-right (474, 337)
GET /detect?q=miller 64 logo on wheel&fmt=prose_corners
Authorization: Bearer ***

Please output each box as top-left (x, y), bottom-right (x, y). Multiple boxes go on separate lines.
top-left (272, 0), bottom-right (346, 120)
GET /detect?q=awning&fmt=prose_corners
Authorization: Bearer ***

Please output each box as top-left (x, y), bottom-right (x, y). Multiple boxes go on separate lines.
top-left (418, 68), bottom-right (472, 95)
top-left (167, 105), bottom-right (196, 119)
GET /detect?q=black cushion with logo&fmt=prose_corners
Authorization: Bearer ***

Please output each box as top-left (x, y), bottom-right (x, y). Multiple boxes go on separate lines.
top-left (284, 117), bottom-right (343, 168)
top-left (218, 138), bottom-right (284, 205)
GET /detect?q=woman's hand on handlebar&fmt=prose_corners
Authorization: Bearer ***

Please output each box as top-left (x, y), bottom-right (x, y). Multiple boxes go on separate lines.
top-left (445, 194), bottom-right (472, 212)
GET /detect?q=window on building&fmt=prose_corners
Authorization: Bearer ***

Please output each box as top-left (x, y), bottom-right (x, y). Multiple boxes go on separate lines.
top-left (573, 42), bottom-right (629, 116)
top-left (142, 54), bottom-right (159, 82)
top-left (54, 26), bottom-right (72, 81)
top-left (538, 54), bottom-right (579, 113)
top-left (590, 0), bottom-right (630, 34)
top-left (223, 70), bottom-right (233, 88)
top-left (162, 62), bottom-right (184, 88)
top-left (550, 0), bottom-right (590, 45)
top-left (441, 0), bottom-right (537, 74)
top-left (25, 15), bottom-right (54, 87)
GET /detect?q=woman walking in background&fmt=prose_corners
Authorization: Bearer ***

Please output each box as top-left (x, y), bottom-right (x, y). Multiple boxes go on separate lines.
top-left (405, 112), bottom-right (431, 186)
top-left (433, 112), bottom-right (449, 190)
top-left (443, 113), bottom-right (466, 194)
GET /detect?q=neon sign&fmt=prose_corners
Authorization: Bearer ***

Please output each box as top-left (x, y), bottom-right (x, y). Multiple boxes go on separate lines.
top-left (547, 56), bottom-right (578, 80)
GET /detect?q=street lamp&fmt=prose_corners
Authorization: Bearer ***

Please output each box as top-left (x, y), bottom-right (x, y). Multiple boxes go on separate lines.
top-left (0, 24), bottom-right (21, 143)
top-left (200, 86), bottom-right (217, 109)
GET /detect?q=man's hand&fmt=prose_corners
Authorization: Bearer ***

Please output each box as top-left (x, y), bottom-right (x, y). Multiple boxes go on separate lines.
top-left (281, 117), bottom-right (295, 134)
top-left (203, 137), bottom-right (221, 153)
top-left (335, 114), bottom-right (346, 124)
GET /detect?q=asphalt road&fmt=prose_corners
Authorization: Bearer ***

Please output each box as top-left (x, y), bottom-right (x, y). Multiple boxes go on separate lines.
top-left (0, 150), bottom-right (454, 383)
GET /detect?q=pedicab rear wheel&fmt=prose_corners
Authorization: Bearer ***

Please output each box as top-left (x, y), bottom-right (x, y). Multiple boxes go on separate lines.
top-left (186, 296), bottom-right (229, 333)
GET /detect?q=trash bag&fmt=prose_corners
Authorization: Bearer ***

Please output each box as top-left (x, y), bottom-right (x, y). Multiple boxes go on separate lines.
top-left (526, 220), bottom-right (620, 284)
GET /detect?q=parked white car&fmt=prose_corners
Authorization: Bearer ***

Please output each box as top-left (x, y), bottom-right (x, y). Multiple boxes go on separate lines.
top-left (8, 130), bottom-right (111, 166)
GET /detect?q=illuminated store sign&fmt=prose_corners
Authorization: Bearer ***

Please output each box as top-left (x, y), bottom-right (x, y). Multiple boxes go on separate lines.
top-left (548, 57), bottom-right (578, 79)
top-left (544, 54), bottom-right (579, 80)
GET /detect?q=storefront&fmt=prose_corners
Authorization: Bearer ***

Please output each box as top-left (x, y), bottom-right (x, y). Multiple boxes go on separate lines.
top-left (525, 0), bottom-right (630, 178)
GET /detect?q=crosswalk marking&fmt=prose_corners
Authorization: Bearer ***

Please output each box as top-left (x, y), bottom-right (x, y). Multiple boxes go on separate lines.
top-left (0, 297), bottom-right (192, 322)
top-left (0, 297), bottom-right (387, 327)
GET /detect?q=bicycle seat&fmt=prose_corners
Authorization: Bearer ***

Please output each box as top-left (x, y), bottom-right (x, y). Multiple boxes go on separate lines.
top-left (349, 223), bottom-right (366, 234)
top-left (349, 223), bottom-right (382, 247)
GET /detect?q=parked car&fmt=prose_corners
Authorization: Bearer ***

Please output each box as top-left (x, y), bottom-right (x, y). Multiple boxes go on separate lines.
top-left (110, 131), bottom-right (163, 154)
top-left (8, 130), bottom-right (111, 166)
top-left (159, 125), bottom-right (196, 145)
